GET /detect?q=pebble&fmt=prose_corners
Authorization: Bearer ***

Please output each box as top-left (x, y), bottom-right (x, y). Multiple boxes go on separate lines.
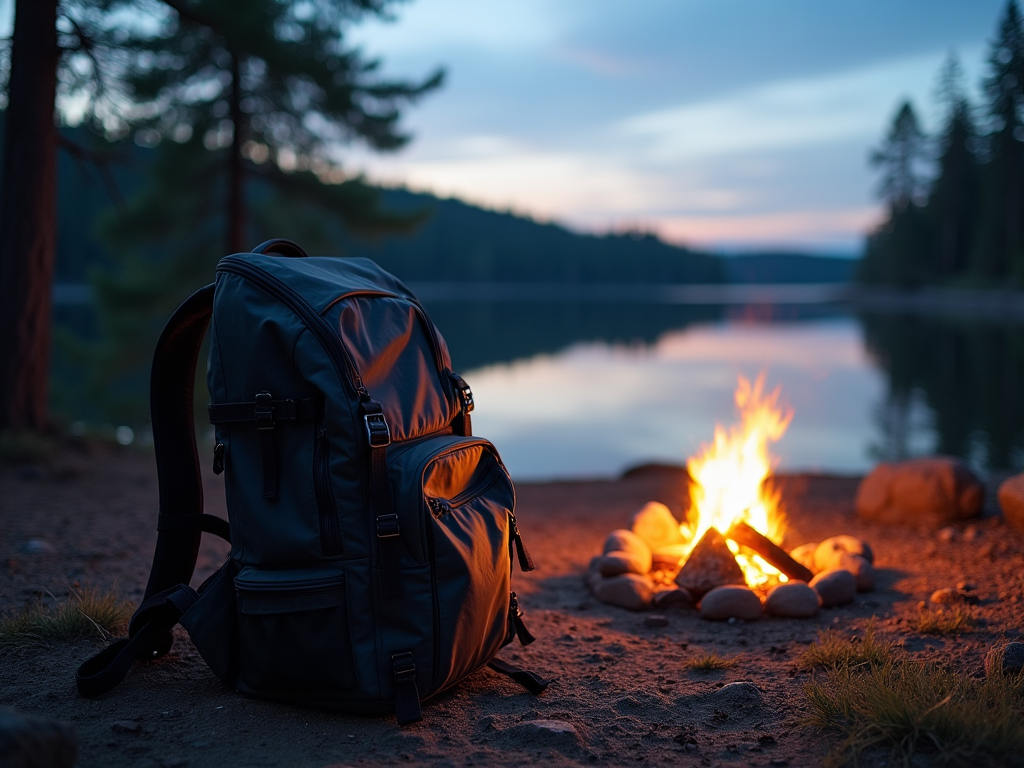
top-left (930, 588), bottom-right (970, 606)
top-left (595, 550), bottom-right (651, 577)
top-left (985, 642), bottom-right (1024, 678)
top-left (789, 542), bottom-right (818, 572)
top-left (592, 573), bottom-right (654, 611)
top-left (855, 456), bottom-right (984, 526)
top-left (699, 585), bottom-right (762, 621)
top-left (629, 501), bottom-right (684, 551)
top-left (644, 614), bottom-right (670, 628)
top-left (764, 581), bottom-right (820, 618)
top-left (809, 569), bottom-right (857, 608)
top-left (813, 535), bottom-right (874, 570)
top-left (505, 719), bottom-right (581, 747)
top-left (603, 529), bottom-right (652, 561)
top-left (709, 681), bottom-right (764, 713)
top-left (111, 720), bottom-right (141, 734)
top-left (956, 582), bottom-right (976, 592)
top-left (0, 707), bottom-right (78, 768)
top-left (998, 473), bottom-right (1024, 532)
top-left (652, 587), bottom-right (695, 609)
top-left (937, 527), bottom-right (957, 543)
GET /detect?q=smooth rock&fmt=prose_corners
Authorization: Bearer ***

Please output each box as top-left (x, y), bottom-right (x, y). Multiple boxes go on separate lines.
top-left (764, 581), bottom-right (820, 618)
top-left (675, 528), bottom-right (746, 597)
top-left (593, 573), bottom-right (654, 611)
top-left (809, 569), bottom-right (857, 607)
top-left (629, 502), bottom-right (684, 551)
top-left (998, 473), bottom-right (1024, 532)
top-left (652, 587), bottom-right (695, 609)
top-left (651, 544), bottom-right (687, 571)
top-left (111, 721), bottom-right (141, 734)
top-left (0, 707), bottom-right (78, 768)
top-left (855, 456), bottom-right (984, 526)
top-left (813, 535), bottom-right (873, 571)
top-left (937, 527), bottom-right (957, 543)
top-left (699, 585), bottom-right (762, 621)
top-left (789, 542), bottom-right (818, 573)
top-left (644, 614), bottom-right (670, 628)
top-left (584, 566), bottom-right (604, 594)
top-left (709, 681), bottom-right (764, 709)
top-left (505, 719), bottom-right (581, 748)
top-left (985, 642), bottom-right (1024, 678)
top-left (930, 588), bottom-right (969, 605)
top-left (836, 554), bottom-right (875, 592)
top-left (603, 529), bottom-right (652, 562)
top-left (595, 550), bottom-right (651, 577)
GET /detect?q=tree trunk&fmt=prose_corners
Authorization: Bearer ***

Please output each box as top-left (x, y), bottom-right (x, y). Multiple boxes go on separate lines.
top-left (227, 51), bottom-right (246, 254)
top-left (0, 0), bottom-right (59, 432)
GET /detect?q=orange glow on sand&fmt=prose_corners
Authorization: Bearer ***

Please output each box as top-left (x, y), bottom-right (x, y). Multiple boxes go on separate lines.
top-left (681, 374), bottom-right (792, 587)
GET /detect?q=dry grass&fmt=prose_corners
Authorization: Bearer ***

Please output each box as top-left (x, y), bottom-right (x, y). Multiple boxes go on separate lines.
top-left (685, 652), bottom-right (736, 671)
top-left (799, 620), bottom-right (894, 671)
top-left (914, 605), bottom-right (977, 636)
top-left (0, 587), bottom-right (133, 649)
top-left (803, 626), bottom-right (1024, 767)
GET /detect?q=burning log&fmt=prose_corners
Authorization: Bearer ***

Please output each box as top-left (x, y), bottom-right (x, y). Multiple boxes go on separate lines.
top-left (725, 521), bottom-right (812, 583)
top-left (674, 528), bottom-right (746, 596)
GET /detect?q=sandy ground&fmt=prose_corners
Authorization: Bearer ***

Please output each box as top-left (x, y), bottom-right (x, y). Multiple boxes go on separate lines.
top-left (2, 446), bottom-right (1023, 768)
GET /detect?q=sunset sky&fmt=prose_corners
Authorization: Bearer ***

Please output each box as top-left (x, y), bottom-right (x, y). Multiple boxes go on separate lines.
top-left (346, 0), bottom-right (1006, 255)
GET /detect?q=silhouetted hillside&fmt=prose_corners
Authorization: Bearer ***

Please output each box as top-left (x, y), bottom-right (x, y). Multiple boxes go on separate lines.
top-left (720, 253), bottom-right (856, 283)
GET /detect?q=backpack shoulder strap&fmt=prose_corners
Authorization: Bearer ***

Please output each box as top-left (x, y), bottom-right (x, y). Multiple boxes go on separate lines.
top-left (141, 282), bottom-right (219, 608)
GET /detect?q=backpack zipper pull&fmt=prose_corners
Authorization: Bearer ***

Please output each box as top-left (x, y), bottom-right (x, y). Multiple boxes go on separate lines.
top-left (509, 592), bottom-right (536, 646)
top-left (428, 498), bottom-right (451, 518)
top-left (212, 443), bottom-right (225, 475)
top-left (508, 511), bottom-right (535, 571)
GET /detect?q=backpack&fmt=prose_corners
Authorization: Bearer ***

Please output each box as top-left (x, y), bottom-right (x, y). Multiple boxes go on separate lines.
top-left (76, 239), bottom-right (546, 724)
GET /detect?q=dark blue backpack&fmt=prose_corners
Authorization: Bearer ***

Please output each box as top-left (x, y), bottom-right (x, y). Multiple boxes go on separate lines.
top-left (77, 239), bottom-right (545, 724)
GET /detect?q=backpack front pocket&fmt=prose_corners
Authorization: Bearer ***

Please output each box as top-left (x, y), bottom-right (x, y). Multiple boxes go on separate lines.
top-left (234, 566), bottom-right (355, 693)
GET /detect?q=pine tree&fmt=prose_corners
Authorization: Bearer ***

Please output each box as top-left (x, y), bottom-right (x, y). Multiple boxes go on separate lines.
top-left (971, 0), bottom-right (1024, 284)
top-left (925, 54), bottom-right (980, 280)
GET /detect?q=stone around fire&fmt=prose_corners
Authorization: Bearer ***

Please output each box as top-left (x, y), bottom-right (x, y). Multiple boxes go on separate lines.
top-left (789, 542), bottom-right (818, 573)
top-left (592, 573), bottom-right (654, 611)
top-left (764, 581), bottom-right (820, 618)
top-left (674, 528), bottom-right (746, 597)
top-left (855, 456), bottom-right (983, 527)
top-left (699, 585), bottom-right (762, 621)
top-left (595, 551), bottom-right (651, 577)
top-left (813, 535), bottom-right (873, 570)
top-left (998, 473), bottom-right (1024, 532)
top-left (809, 569), bottom-right (856, 607)
top-left (629, 502), bottom-right (684, 551)
top-left (652, 587), bottom-right (695, 609)
top-left (603, 529), bottom-right (652, 561)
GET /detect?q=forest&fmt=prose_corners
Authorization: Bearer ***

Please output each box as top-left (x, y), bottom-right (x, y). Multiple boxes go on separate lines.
top-left (860, 1), bottom-right (1024, 288)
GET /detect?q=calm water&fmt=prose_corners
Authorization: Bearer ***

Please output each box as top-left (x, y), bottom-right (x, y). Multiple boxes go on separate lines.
top-left (424, 301), bottom-right (1024, 481)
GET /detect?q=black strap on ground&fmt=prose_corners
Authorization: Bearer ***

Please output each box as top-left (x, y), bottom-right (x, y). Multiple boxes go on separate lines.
top-left (157, 513), bottom-right (231, 543)
top-left (363, 400), bottom-right (401, 597)
top-left (391, 652), bottom-right (422, 725)
top-left (486, 658), bottom-right (550, 695)
top-left (141, 283), bottom-right (215, 620)
top-left (76, 584), bottom-right (198, 698)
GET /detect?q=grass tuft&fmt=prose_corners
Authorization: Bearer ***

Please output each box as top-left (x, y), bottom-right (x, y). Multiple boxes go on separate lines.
top-left (914, 606), bottom-right (977, 636)
top-left (685, 652), bottom-right (736, 671)
top-left (803, 623), bottom-right (1024, 767)
top-left (0, 587), bottom-right (133, 649)
top-left (799, 620), bottom-right (894, 671)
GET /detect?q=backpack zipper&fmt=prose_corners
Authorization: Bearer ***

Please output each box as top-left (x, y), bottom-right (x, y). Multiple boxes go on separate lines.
top-left (217, 258), bottom-right (369, 399)
top-left (314, 422), bottom-right (342, 556)
top-left (234, 573), bottom-right (344, 594)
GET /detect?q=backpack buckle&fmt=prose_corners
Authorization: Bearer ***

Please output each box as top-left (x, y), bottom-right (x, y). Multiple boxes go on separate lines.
top-left (376, 513), bottom-right (400, 538)
top-left (254, 392), bottom-right (274, 431)
top-left (364, 412), bottom-right (391, 447)
top-left (392, 651), bottom-right (416, 679)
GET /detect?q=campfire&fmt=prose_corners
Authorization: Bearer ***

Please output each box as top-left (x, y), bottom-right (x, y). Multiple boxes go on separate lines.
top-left (588, 374), bottom-right (875, 620)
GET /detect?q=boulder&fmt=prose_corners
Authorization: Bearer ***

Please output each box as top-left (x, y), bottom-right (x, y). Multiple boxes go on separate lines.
top-left (0, 707), bottom-right (78, 768)
top-left (998, 473), bottom-right (1024, 532)
top-left (985, 642), bottom-right (1024, 678)
top-left (813, 535), bottom-right (873, 570)
top-left (675, 528), bottom-right (746, 597)
top-left (764, 581), bottom-right (820, 618)
top-left (629, 502), bottom-right (684, 551)
top-left (594, 550), bottom-right (651, 577)
top-left (855, 456), bottom-right (983, 527)
top-left (603, 529), bottom-right (652, 561)
top-left (592, 573), bottom-right (654, 611)
top-left (698, 585), bottom-right (762, 621)
top-left (809, 568), bottom-right (857, 607)
top-left (789, 542), bottom-right (818, 573)
top-left (651, 544), bottom-right (687, 571)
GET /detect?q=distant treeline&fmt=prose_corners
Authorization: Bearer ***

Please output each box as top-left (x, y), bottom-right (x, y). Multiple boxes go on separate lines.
top-left (860, 1), bottom-right (1024, 289)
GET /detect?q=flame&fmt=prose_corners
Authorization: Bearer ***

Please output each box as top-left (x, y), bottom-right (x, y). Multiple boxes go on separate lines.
top-left (681, 374), bottom-right (792, 587)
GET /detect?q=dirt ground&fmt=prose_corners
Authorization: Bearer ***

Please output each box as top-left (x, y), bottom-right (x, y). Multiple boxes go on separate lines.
top-left (1, 446), bottom-right (1022, 768)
